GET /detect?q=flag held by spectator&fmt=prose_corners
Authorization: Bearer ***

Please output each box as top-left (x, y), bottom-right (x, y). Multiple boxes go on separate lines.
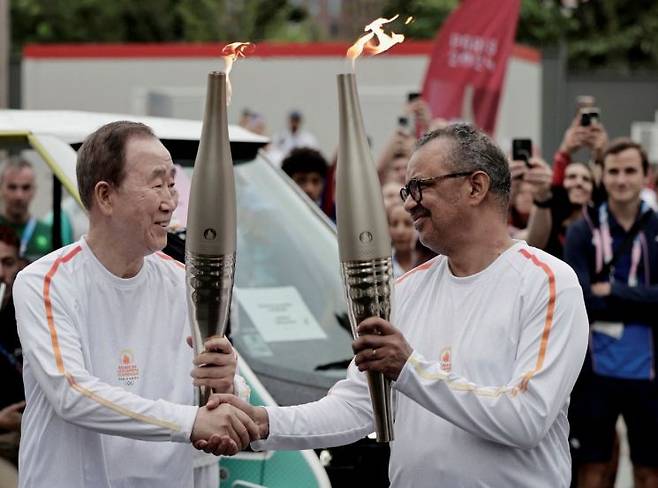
top-left (421, 0), bottom-right (521, 134)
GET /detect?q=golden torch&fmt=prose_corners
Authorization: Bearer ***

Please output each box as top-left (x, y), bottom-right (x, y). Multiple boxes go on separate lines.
top-left (337, 17), bottom-right (405, 443)
top-left (185, 43), bottom-right (251, 405)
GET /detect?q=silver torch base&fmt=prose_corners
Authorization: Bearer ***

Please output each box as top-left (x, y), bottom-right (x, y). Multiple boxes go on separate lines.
top-left (341, 257), bottom-right (394, 442)
top-left (185, 252), bottom-right (236, 406)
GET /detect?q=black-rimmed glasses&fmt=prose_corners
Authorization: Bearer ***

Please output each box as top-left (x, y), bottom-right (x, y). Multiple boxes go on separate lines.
top-left (400, 171), bottom-right (474, 204)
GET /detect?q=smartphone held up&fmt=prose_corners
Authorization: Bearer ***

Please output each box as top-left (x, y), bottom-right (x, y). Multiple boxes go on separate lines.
top-left (512, 138), bottom-right (533, 168)
top-left (579, 107), bottom-right (601, 127)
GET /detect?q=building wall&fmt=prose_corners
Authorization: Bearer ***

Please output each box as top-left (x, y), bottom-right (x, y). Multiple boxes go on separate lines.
top-left (22, 42), bottom-right (541, 159)
top-left (541, 47), bottom-right (658, 159)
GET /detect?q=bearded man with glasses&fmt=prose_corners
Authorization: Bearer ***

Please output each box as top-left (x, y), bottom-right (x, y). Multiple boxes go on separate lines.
top-left (200, 124), bottom-right (590, 488)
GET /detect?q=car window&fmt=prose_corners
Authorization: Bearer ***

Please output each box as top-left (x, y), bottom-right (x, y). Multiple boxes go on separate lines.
top-left (183, 154), bottom-right (353, 405)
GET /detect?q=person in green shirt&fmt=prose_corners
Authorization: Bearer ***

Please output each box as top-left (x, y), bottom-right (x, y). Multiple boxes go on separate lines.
top-left (0, 158), bottom-right (56, 263)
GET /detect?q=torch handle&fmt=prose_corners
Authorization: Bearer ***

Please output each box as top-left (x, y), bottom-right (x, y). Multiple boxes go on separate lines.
top-left (366, 370), bottom-right (394, 442)
top-left (186, 252), bottom-right (235, 406)
top-left (341, 258), bottom-right (394, 442)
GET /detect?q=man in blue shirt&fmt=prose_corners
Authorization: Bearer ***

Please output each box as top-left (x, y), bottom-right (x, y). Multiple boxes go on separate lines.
top-left (565, 138), bottom-right (658, 488)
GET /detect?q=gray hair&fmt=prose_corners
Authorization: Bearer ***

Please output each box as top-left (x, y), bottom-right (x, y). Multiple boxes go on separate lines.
top-left (417, 123), bottom-right (511, 208)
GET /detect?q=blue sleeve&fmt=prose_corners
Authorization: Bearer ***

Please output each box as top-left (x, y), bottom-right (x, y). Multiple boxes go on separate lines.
top-left (607, 283), bottom-right (658, 326)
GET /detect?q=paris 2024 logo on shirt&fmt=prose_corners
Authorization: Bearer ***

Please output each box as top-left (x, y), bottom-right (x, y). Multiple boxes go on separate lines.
top-left (117, 350), bottom-right (140, 386)
top-left (440, 347), bottom-right (452, 373)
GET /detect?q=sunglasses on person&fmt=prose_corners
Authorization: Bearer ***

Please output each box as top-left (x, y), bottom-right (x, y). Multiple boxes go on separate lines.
top-left (400, 171), bottom-right (474, 204)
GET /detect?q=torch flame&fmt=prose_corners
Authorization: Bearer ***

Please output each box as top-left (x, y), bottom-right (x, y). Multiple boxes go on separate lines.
top-left (346, 15), bottom-right (405, 69)
top-left (221, 42), bottom-right (254, 105)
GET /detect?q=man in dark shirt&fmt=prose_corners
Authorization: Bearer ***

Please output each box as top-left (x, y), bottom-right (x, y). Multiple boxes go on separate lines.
top-left (564, 139), bottom-right (658, 488)
top-left (0, 225), bottom-right (23, 487)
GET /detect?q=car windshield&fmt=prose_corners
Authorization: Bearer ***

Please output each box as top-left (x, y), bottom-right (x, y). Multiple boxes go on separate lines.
top-left (183, 153), bottom-right (353, 404)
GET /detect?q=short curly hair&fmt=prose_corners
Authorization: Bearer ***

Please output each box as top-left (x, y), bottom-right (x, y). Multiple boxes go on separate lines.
top-left (281, 147), bottom-right (328, 179)
top-left (417, 123), bottom-right (511, 207)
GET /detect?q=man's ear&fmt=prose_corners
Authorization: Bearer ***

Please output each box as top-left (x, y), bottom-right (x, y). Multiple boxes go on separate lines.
top-left (93, 181), bottom-right (114, 216)
top-left (468, 171), bottom-right (491, 206)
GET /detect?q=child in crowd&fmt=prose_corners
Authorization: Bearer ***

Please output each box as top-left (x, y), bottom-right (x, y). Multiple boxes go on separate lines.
top-left (386, 202), bottom-right (416, 277)
top-left (381, 181), bottom-right (402, 209)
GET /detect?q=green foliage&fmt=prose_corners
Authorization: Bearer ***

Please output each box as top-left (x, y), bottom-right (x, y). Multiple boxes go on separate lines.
top-left (10, 0), bottom-right (658, 70)
top-left (382, 0), bottom-right (458, 39)
top-left (516, 0), bottom-right (573, 47)
top-left (565, 0), bottom-right (658, 71)
top-left (10, 0), bottom-right (305, 50)
top-left (383, 0), bottom-right (658, 71)
top-left (11, 0), bottom-right (182, 44)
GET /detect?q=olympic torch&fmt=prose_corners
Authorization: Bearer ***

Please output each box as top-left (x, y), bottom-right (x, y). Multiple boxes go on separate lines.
top-left (185, 70), bottom-right (236, 406)
top-left (337, 73), bottom-right (394, 442)
top-left (336, 15), bottom-right (406, 443)
top-left (186, 43), bottom-right (252, 406)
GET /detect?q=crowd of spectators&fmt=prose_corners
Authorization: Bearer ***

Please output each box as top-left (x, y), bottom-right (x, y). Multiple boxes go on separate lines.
top-left (493, 105), bottom-right (656, 488)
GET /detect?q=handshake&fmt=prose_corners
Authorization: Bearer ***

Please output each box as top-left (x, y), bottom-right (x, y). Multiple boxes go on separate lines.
top-left (190, 394), bottom-right (269, 456)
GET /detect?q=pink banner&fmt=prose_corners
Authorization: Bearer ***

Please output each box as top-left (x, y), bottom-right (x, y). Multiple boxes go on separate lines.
top-left (422, 0), bottom-right (521, 134)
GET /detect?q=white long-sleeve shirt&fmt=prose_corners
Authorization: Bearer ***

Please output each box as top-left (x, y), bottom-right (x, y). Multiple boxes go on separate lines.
top-left (253, 241), bottom-right (589, 487)
top-left (13, 239), bottom-right (239, 488)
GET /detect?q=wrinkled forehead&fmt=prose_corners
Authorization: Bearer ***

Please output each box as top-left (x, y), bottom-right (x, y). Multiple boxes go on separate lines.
top-left (123, 136), bottom-right (174, 175)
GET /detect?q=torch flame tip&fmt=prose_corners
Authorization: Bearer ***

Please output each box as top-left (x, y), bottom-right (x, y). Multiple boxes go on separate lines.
top-left (221, 41), bottom-right (254, 106)
top-left (346, 14), bottom-right (407, 65)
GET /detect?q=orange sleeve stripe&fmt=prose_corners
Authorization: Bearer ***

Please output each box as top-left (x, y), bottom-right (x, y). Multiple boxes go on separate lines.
top-left (155, 251), bottom-right (185, 269)
top-left (43, 245), bottom-right (83, 373)
top-left (517, 248), bottom-right (556, 392)
top-left (41, 246), bottom-right (183, 432)
top-left (406, 248), bottom-right (557, 398)
top-left (396, 256), bottom-right (438, 284)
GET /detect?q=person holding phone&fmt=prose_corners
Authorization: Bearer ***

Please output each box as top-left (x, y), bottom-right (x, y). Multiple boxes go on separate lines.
top-left (552, 99), bottom-right (608, 194)
top-left (524, 159), bottom-right (595, 259)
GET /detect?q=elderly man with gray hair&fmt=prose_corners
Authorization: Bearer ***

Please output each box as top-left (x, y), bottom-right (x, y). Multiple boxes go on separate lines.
top-left (13, 121), bottom-right (260, 488)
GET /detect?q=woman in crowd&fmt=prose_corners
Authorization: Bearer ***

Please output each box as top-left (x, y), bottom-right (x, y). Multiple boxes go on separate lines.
top-left (526, 160), bottom-right (594, 258)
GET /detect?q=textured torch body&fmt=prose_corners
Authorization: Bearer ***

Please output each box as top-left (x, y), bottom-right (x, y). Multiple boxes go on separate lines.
top-left (336, 73), bottom-right (395, 442)
top-left (185, 72), bottom-right (237, 406)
